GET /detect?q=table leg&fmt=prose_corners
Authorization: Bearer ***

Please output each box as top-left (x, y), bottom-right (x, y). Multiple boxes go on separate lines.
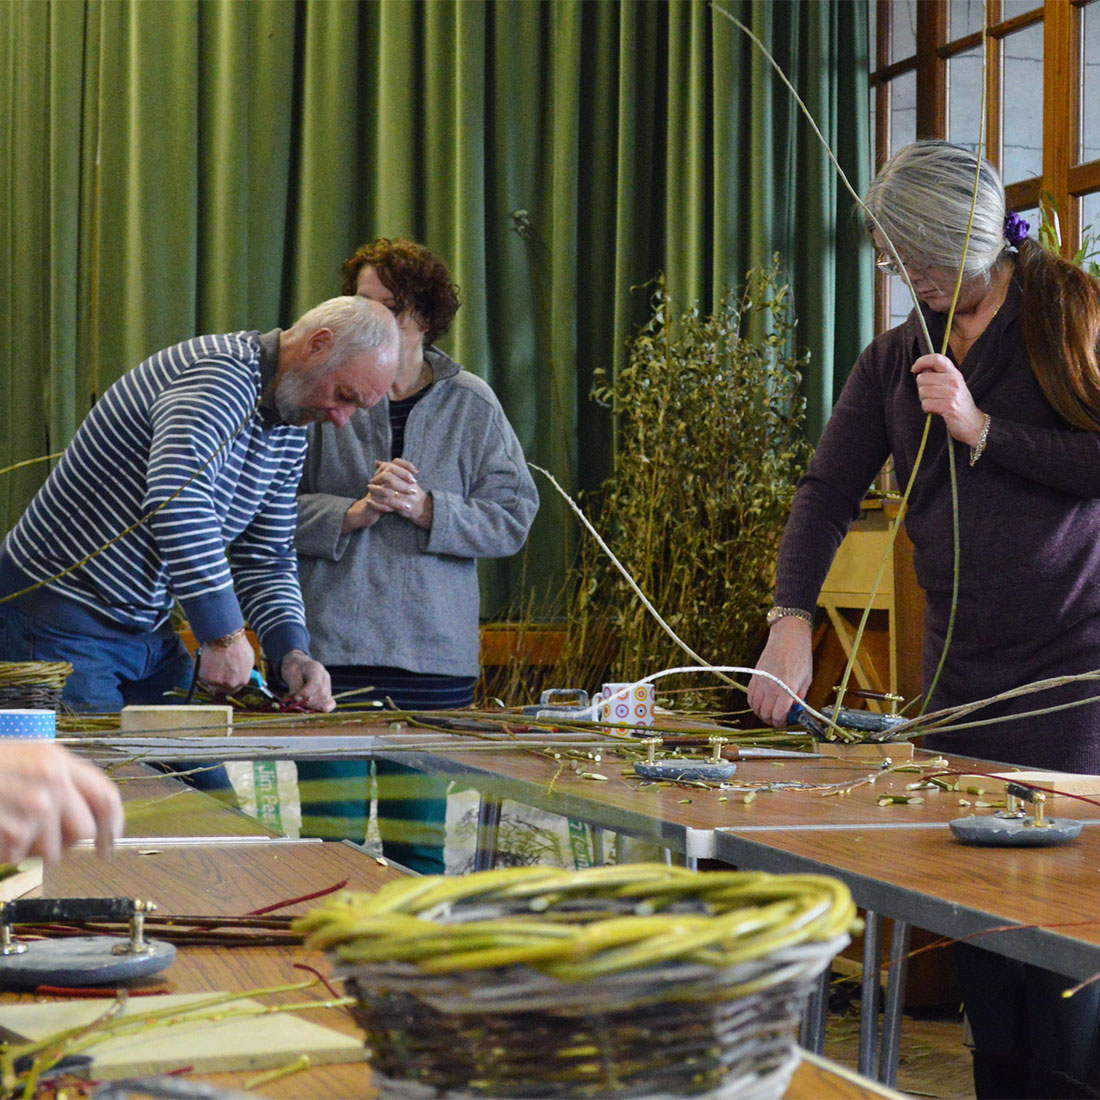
top-left (858, 910), bottom-right (883, 1078)
top-left (878, 918), bottom-right (911, 1087)
top-left (800, 965), bottom-right (830, 1054)
top-left (474, 796), bottom-right (503, 871)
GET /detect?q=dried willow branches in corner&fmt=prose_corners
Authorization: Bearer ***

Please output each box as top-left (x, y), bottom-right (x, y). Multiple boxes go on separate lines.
top-left (547, 260), bottom-right (812, 711)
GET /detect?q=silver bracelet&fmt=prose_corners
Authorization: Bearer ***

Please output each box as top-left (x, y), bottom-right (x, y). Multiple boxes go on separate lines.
top-left (766, 606), bottom-right (814, 628)
top-left (969, 414), bottom-right (991, 467)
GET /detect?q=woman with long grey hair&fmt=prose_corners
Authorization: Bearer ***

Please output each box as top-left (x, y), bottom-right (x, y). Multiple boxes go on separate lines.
top-left (749, 140), bottom-right (1100, 1098)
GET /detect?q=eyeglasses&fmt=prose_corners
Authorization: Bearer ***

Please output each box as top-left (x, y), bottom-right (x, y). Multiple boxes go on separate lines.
top-left (874, 252), bottom-right (902, 277)
top-left (874, 250), bottom-right (932, 279)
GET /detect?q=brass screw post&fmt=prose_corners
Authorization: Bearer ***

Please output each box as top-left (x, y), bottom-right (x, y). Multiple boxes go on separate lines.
top-left (641, 738), bottom-right (662, 764)
top-left (708, 736), bottom-right (727, 764)
top-left (114, 898), bottom-right (159, 956)
top-left (0, 923), bottom-right (26, 957)
top-left (884, 693), bottom-right (903, 716)
top-left (1030, 792), bottom-right (1050, 828)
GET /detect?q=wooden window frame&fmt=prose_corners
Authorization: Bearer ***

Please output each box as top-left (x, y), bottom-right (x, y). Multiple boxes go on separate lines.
top-left (871, 0), bottom-right (1100, 331)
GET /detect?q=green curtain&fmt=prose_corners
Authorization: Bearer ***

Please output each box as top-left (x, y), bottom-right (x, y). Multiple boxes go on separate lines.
top-left (0, 0), bottom-right (871, 615)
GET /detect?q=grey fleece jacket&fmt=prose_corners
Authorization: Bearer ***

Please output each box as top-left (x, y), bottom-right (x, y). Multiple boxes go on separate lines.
top-left (295, 347), bottom-right (539, 677)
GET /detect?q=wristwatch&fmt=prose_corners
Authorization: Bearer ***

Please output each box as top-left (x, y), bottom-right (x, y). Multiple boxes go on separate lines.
top-left (765, 606), bottom-right (814, 628)
top-left (207, 626), bottom-right (247, 648)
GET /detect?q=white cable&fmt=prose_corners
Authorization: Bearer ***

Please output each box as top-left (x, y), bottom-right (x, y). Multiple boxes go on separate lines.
top-left (588, 665), bottom-right (827, 727)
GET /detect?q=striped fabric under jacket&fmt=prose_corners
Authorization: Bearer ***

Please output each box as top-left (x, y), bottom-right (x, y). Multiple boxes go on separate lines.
top-left (3, 331), bottom-right (311, 664)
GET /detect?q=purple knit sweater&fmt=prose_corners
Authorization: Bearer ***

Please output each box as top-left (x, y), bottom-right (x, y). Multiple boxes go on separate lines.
top-left (775, 273), bottom-right (1100, 771)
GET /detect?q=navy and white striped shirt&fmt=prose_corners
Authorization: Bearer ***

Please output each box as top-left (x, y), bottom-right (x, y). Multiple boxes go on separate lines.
top-left (2, 331), bottom-right (310, 667)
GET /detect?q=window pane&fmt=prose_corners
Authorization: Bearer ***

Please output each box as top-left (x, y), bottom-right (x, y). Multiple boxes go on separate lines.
top-left (1001, 1), bottom-right (1042, 20)
top-left (890, 72), bottom-right (917, 153)
top-left (888, 275), bottom-right (914, 331)
top-left (950, 0), bottom-right (985, 41)
top-left (870, 85), bottom-right (877, 169)
top-left (1001, 24), bottom-right (1044, 185)
top-left (1082, 3), bottom-right (1100, 163)
top-left (948, 48), bottom-right (984, 155)
top-left (1080, 194), bottom-right (1100, 269)
top-left (890, 0), bottom-right (917, 62)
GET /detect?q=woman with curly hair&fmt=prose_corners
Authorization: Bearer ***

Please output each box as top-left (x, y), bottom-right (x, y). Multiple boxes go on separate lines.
top-left (294, 239), bottom-right (538, 873)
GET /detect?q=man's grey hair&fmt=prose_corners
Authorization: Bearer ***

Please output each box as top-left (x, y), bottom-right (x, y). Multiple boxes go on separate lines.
top-left (287, 296), bottom-right (395, 367)
top-left (864, 140), bottom-right (1007, 282)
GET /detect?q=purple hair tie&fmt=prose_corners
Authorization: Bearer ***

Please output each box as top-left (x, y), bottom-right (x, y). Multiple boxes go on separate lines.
top-left (1004, 212), bottom-right (1030, 248)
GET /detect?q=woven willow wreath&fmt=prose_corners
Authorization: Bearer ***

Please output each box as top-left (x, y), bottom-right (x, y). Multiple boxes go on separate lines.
top-left (296, 863), bottom-right (857, 981)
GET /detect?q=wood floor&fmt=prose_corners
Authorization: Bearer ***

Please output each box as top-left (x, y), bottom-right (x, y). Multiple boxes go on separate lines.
top-left (825, 1001), bottom-right (974, 1099)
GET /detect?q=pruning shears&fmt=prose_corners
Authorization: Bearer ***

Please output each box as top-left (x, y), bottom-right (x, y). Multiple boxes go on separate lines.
top-left (247, 667), bottom-right (281, 705)
top-left (186, 648), bottom-right (286, 710)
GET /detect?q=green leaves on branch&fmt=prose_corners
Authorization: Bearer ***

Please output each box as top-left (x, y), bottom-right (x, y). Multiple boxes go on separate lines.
top-left (557, 258), bottom-right (812, 704)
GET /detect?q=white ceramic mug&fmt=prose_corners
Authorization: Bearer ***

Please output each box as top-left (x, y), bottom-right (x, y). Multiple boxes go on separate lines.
top-left (593, 682), bottom-right (655, 728)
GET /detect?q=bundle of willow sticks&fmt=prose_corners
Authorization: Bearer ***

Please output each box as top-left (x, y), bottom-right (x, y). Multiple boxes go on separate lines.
top-left (297, 864), bottom-right (857, 1100)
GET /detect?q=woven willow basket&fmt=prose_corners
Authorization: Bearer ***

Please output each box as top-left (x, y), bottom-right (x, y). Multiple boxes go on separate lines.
top-left (297, 864), bottom-right (857, 1100)
top-left (0, 661), bottom-right (72, 711)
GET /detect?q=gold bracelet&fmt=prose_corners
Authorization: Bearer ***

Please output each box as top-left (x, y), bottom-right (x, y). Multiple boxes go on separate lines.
top-left (207, 626), bottom-right (247, 649)
top-left (969, 414), bottom-right (991, 467)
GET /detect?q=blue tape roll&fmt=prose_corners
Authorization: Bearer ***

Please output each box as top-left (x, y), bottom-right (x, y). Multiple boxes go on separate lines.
top-left (0, 710), bottom-right (56, 739)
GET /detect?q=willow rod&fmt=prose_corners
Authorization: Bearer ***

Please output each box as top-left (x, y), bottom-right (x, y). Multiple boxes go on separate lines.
top-left (0, 404), bottom-right (256, 608)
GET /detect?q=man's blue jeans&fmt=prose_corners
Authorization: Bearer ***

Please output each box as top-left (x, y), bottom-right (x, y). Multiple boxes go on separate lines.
top-left (0, 600), bottom-right (230, 792)
top-left (0, 600), bottom-right (193, 711)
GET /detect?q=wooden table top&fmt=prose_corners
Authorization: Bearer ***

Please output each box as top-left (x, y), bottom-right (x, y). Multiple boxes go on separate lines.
top-left (716, 820), bottom-right (1100, 979)
top-left (68, 718), bottom-right (1099, 1089)
top-left (44, 838), bottom-right (395, 912)
top-left (371, 733), bottom-right (1100, 842)
top-left (333, 723), bottom-right (1100, 983)
top-left (18, 840), bottom-right (402, 1098)
top-left (111, 764), bottom-right (278, 839)
top-left (788, 1052), bottom-right (907, 1099)
top-left (91, 714), bottom-right (1100, 833)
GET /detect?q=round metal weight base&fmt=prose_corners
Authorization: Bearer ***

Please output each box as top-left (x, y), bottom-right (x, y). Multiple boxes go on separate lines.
top-left (0, 936), bottom-right (175, 989)
top-left (948, 816), bottom-right (1082, 847)
top-left (634, 761), bottom-right (738, 782)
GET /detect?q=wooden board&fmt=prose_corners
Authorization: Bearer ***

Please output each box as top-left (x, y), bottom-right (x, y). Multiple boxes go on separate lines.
top-left (120, 704), bottom-right (233, 736)
top-left (0, 991), bottom-right (368, 1078)
top-left (0, 859), bottom-right (43, 902)
top-left (818, 741), bottom-right (915, 762)
top-left (957, 769), bottom-right (1100, 798)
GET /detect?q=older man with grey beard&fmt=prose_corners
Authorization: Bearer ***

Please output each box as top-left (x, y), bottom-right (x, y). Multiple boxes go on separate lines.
top-left (0, 296), bottom-right (398, 714)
